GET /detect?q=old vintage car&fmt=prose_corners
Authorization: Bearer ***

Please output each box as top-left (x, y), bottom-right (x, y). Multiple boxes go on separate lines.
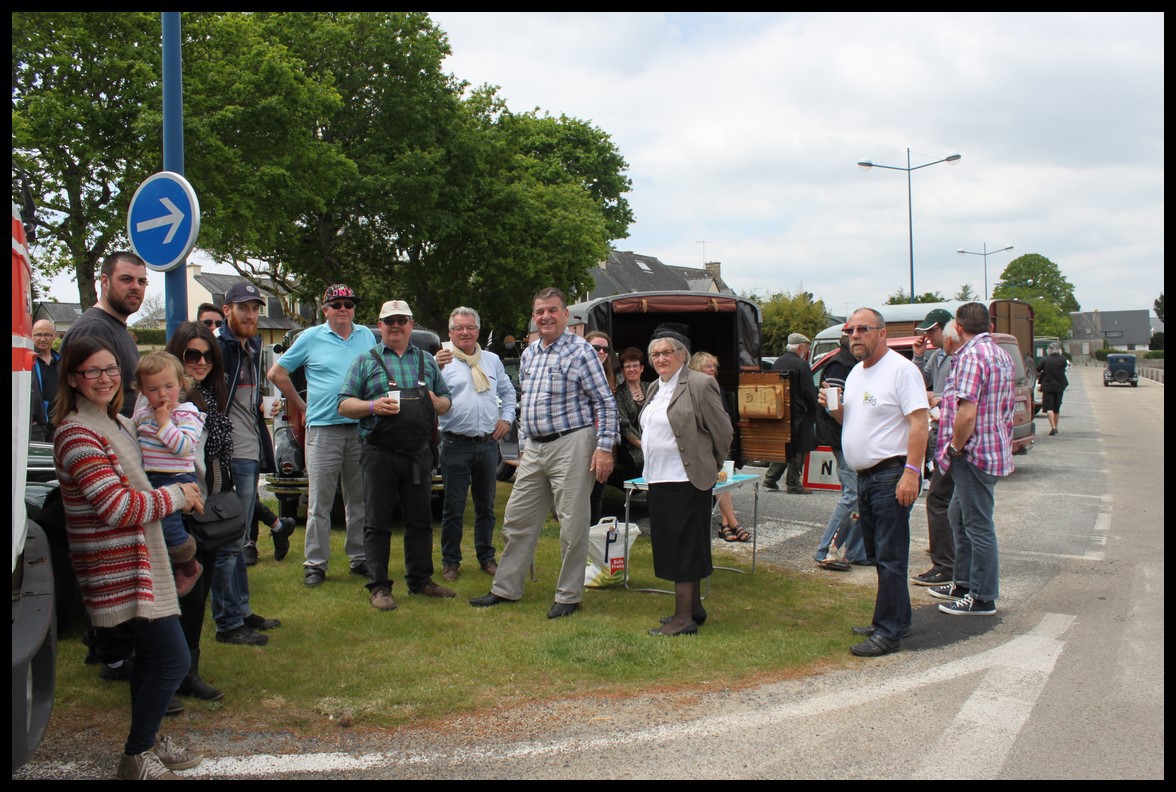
top-left (1103, 353), bottom-right (1139, 387)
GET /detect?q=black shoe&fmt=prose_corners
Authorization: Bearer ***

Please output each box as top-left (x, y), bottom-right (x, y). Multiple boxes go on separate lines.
top-left (99, 660), bottom-right (133, 681)
top-left (649, 621), bottom-right (699, 636)
top-left (851, 624), bottom-right (911, 638)
top-left (928, 583), bottom-right (969, 601)
top-left (304, 569), bottom-right (325, 587)
top-left (761, 480), bottom-right (780, 491)
top-left (850, 634), bottom-right (901, 657)
top-left (350, 562), bottom-right (370, 577)
top-left (215, 625), bottom-right (269, 646)
top-left (912, 568), bottom-right (953, 586)
top-left (165, 695), bottom-right (184, 716)
top-left (271, 518), bottom-right (294, 562)
top-left (243, 541), bottom-right (259, 567)
top-left (178, 673), bottom-right (225, 702)
top-left (547, 601), bottom-right (580, 619)
top-left (786, 487), bottom-right (813, 495)
top-left (660, 609), bottom-right (707, 626)
top-left (470, 592), bottom-right (516, 608)
top-left (818, 559), bottom-right (852, 572)
top-left (244, 613), bottom-right (280, 631)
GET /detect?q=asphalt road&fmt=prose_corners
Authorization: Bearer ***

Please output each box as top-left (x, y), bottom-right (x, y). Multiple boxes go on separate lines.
top-left (15, 366), bottom-right (1163, 779)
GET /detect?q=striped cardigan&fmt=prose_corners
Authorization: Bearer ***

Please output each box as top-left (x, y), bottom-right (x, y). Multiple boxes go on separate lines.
top-left (52, 398), bottom-right (187, 627)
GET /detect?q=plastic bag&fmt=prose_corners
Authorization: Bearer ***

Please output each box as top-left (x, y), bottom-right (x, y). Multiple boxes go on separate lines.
top-left (584, 516), bottom-right (640, 588)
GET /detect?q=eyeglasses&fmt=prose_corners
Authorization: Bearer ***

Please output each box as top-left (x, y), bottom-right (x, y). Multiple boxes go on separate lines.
top-left (591, 345), bottom-right (610, 354)
top-left (33, 332), bottom-right (55, 339)
top-left (382, 316), bottom-right (411, 326)
top-left (450, 325), bottom-right (478, 334)
top-left (844, 325), bottom-right (882, 336)
top-left (75, 365), bottom-right (122, 380)
top-left (622, 362), bottom-right (643, 370)
top-left (328, 301), bottom-right (355, 311)
top-left (183, 349), bottom-right (215, 364)
top-left (201, 319), bottom-right (224, 328)
top-left (649, 350), bottom-right (676, 359)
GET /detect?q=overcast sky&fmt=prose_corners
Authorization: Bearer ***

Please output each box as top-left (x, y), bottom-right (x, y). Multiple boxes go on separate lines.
top-left (429, 11), bottom-right (1164, 317)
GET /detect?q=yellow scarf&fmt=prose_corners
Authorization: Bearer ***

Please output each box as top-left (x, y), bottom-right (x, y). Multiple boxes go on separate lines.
top-left (452, 343), bottom-right (491, 392)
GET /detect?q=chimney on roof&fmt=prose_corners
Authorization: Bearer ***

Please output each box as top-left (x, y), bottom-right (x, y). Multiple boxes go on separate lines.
top-left (704, 261), bottom-right (722, 279)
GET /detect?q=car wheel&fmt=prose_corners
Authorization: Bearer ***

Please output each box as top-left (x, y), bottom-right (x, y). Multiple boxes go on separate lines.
top-left (1131, 381), bottom-right (1138, 387)
top-left (496, 459), bottom-right (516, 482)
top-left (1103, 380), bottom-right (1109, 387)
top-left (1114, 370), bottom-right (1130, 383)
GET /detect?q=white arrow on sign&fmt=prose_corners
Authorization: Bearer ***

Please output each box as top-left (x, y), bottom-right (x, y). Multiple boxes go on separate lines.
top-left (134, 196), bottom-right (184, 245)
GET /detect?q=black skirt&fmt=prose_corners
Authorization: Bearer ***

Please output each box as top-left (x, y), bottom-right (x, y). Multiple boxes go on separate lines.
top-left (648, 481), bottom-right (714, 582)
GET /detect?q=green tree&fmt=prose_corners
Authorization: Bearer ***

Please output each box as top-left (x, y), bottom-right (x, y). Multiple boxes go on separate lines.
top-left (1026, 297), bottom-right (1070, 339)
top-left (1154, 292), bottom-right (1164, 323)
top-left (952, 284), bottom-right (979, 301)
top-left (885, 289), bottom-right (946, 305)
top-left (12, 12), bottom-right (162, 308)
top-left (992, 253), bottom-right (1080, 313)
top-left (756, 289), bottom-right (830, 357)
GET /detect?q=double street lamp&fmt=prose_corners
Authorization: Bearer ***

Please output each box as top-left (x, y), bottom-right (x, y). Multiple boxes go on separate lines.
top-left (957, 243), bottom-right (1014, 301)
top-left (858, 148), bottom-right (962, 303)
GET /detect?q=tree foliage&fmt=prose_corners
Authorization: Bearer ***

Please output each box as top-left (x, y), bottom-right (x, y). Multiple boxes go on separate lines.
top-left (12, 11), bottom-right (633, 338)
top-left (952, 283), bottom-right (979, 301)
top-left (1154, 292), bottom-right (1164, 323)
top-left (992, 253), bottom-right (1080, 313)
top-left (885, 289), bottom-right (946, 305)
top-left (754, 289), bottom-right (830, 357)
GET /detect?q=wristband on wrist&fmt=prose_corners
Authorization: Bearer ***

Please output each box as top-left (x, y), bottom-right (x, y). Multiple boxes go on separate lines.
top-left (904, 463), bottom-right (921, 476)
top-left (369, 400), bottom-right (375, 415)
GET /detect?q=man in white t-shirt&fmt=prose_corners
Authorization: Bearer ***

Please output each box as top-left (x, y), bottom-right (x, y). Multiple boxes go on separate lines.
top-left (823, 307), bottom-right (929, 657)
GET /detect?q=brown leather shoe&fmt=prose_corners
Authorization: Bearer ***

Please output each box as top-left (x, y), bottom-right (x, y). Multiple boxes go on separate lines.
top-left (480, 559), bottom-right (498, 576)
top-left (413, 581), bottom-right (456, 598)
top-left (370, 585), bottom-right (397, 611)
top-left (442, 563), bottom-right (459, 582)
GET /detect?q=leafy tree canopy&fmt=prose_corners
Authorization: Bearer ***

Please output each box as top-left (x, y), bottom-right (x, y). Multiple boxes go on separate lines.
top-left (753, 288), bottom-right (831, 357)
top-left (885, 289), bottom-right (946, 305)
top-left (1154, 292), bottom-right (1164, 323)
top-left (992, 253), bottom-right (1080, 314)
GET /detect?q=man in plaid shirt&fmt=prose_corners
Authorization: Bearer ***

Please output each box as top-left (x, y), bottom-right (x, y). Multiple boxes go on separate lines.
top-left (928, 302), bottom-right (1015, 617)
top-left (470, 287), bottom-right (618, 619)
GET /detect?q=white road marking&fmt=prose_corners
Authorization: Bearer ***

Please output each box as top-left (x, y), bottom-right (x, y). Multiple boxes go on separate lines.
top-left (184, 613), bottom-right (1075, 778)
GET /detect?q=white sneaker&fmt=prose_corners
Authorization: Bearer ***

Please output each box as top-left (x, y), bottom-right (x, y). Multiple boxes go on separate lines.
top-left (152, 734), bottom-right (205, 770)
top-left (116, 751), bottom-right (179, 780)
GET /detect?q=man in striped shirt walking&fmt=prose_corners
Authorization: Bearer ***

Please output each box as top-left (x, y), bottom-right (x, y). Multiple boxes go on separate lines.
top-left (470, 287), bottom-right (618, 619)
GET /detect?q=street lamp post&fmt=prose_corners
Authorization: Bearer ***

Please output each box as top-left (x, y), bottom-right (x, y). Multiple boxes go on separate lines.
top-left (957, 243), bottom-right (1014, 301)
top-left (858, 148), bottom-right (962, 303)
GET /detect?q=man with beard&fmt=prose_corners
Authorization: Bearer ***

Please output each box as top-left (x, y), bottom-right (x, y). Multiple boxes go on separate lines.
top-left (823, 307), bottom-right (928, 657)
top-left (212, 282), bottom-right (280, 646)
top-left (61, 252), bottom-right (148, 417)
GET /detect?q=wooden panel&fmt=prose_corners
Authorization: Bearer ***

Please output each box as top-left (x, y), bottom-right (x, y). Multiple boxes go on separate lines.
top-left (737, 370), bottom-right (790, 464)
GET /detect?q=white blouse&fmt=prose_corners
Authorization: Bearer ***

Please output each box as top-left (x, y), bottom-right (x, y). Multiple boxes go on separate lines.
top-left (639, 367), bottom-right (689, 483)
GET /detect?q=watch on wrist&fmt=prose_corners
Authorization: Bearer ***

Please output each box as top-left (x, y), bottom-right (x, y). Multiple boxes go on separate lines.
top-left (948, 444), bottom-right (964, 457)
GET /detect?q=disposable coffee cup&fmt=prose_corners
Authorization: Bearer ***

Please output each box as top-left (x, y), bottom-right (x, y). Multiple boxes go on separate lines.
top-left (825, 386), bottom-right (839, 411)
top-left (722, 460), bottom-right (735, 479)
top-left (386, 390), bottom-right (400, 405)
top-left (441, 341), bottom-right (455, 352)
top-left (261, 395), bottom-right (277, 417)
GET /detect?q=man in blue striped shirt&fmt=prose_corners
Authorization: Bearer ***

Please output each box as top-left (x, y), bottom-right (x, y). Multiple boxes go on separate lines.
top-left (470, 288), bottom-right (618, 619)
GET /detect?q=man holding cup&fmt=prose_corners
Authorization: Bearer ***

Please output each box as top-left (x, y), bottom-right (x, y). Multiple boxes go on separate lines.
top-left (338, 300), bottom-right (453, 611)
top-left (267, 284), bottom-right (376, 587)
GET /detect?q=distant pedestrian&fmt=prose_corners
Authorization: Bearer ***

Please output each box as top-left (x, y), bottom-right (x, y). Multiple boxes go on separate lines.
top-left (1036, 342), bottom-right (1068, 436)
top-left (763, 333), bottom-right (818, 494)
top-left (30, 319), bottom-right (60, 441)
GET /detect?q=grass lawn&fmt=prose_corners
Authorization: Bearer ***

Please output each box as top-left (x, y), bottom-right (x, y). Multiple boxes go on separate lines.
top-left (49, 482), bottom-right (875, 733)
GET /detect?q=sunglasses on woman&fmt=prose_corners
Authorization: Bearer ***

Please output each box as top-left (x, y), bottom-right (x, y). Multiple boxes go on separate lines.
top-left (183, 348), bottom-right (215, 364)
top-left (591, 344), bottom-right (610, 354)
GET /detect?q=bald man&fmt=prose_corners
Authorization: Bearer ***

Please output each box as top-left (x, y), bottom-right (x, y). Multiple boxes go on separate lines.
top-left (31, 319), bottom-right (61, 440)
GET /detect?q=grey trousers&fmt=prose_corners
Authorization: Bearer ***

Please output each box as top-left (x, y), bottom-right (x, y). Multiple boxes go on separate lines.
top-left (303, 424), bottom-right (367, 572)
top-left (490, 428), bottom-right (596, 605)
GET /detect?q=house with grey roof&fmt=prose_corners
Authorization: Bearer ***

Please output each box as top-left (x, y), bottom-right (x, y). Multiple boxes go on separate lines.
top-left (1068, 309), bottom-right (1156, 355)
top-left (583, 251), bottom-right (734, 301)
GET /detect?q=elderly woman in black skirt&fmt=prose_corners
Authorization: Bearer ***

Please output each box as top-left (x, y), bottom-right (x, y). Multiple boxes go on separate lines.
top-left (640, 331), bottom-right (733, 636)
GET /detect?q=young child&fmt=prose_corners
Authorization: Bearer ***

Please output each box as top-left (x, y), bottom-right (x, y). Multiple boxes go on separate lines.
top-left (133, 351), bottom-right (207, 596)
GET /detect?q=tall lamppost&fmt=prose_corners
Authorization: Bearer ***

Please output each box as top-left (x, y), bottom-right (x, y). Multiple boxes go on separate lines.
top-left (957, 243), bottom-right (1013, 301)
top-left (858, 148), bottom-right (962, 303)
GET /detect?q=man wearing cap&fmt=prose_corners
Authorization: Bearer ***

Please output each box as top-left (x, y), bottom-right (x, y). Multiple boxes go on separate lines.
top-left (763, 332), bottom-right (819, 494)
top-left (433, 306), bottom-right (517, 581)
top-left (469, 287), bottom-right (618, 619)
top-left (909, 308), bottom-right (961, 587)
top-left (338, 299), bottom-right (453, 611)
top-left (213, 281), bottom-right (280, 645)
top-left (268, 284), bottom-right (377, 587)
top-left (824, 307), bottom-right (928, 657)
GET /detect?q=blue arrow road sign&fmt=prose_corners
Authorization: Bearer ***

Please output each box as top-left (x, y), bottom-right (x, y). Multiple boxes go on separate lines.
top-left (127, 171), bottom-right (200, 272)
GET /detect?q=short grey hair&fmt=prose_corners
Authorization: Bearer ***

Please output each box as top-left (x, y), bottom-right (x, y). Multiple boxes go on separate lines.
top-left (647, 334), bottom-right (690, 363)
top-left (1048, 342), bottom-right (1062, 356)
top-left (941, 320), bottom-right (962, 346)
top-left (448, 307), bottom-right (480, 329)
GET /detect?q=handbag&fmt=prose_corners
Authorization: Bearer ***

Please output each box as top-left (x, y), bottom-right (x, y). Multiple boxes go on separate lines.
top-left (185, 491), bottom-right (246, 550)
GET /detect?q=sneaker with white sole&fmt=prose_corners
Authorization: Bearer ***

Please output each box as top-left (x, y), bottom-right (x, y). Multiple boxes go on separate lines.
top-left (927, 583), bottom-right (970, 601)
top-left (151, 734), bottom-right (204, 770)
top-left (938, 593), bottom-right (997, 616)
top-left (116, 750), bottom-right (179, 780)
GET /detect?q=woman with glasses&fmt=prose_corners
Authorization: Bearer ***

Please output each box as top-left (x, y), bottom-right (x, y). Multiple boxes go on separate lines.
top-left (585, 331), bottom-right (618, 523)
top-left (51, 336), bottom-right (207, 779)
top-left (165, 321), bottom-right (239, 700)
top-left (615, 347), bottom-right (647, 477)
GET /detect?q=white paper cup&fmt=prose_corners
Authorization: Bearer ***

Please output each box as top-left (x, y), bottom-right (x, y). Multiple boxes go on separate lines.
top-left (386, 390), bottom-right (400, 405)
top-left (825, 386), bottom-right (839, 411)
top-left (722, 460), bottom-right (735, 479)
top-left (261, 395), bottom-right (277, 417)
top-left (441, 341), bottom-right (455, 352)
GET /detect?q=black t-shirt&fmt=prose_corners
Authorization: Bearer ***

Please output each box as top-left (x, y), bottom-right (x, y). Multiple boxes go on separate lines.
top-left (61, 307), bottom-right (141, 417)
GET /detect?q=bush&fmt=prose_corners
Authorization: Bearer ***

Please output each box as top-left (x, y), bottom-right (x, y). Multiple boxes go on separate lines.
top-left (130, 327), bottom-right (167, 346)
top-left (1094, 348), bottom-right (1110, 361)
top-left (1146, 349), bottom-right (1164, 359)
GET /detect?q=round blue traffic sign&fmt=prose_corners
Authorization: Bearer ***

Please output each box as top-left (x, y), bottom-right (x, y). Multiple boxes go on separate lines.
top-left (127, 171), bottom-right (201, 273)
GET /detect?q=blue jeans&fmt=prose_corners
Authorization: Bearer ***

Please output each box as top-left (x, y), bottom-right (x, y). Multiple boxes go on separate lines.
top-left (857, 465), bottom-right (913, 641)
top-left (440, 435), bottom-right (500, 567)
top-left (948, 456), bottom-right (1000, 602)
top-left (211, 458), bottom-right (259, 632)
top-left (814, 448), bottom-right (865, 563)
top-left (124, 615), bottom-right (189, 755)
top-left (147, 471), bottom-right (197, 548)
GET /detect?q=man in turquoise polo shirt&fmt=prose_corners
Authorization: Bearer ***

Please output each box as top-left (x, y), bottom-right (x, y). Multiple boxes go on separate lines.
top-left (267, 284), bottom-right (377, 587)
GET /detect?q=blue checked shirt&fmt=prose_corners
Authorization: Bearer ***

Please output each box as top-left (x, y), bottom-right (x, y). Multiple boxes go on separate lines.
top-left (518, 332), bottom-right (617, 452)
